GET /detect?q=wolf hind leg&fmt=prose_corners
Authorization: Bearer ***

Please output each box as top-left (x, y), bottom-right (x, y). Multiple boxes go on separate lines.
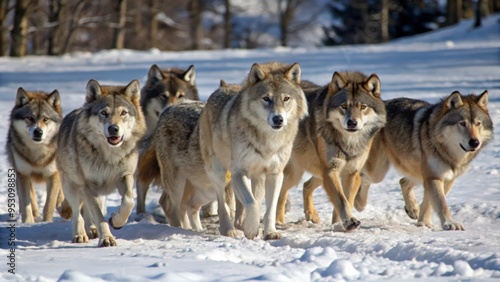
top-left (303, 176), bottom-right (322, 223)
top-left (276, 164), bottom-right (303, 225)
top-left (42, 171), bottom-right (62, 222)
top-left (400, 177), bottom-right (419, 220)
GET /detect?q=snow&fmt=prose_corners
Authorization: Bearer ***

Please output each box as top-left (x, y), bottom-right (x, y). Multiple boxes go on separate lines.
top-left (0, 15), bottom-right (499, 281)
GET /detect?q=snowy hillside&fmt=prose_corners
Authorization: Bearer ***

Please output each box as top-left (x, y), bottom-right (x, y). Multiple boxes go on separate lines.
top-left (0, 15), bottom-right (499, 281)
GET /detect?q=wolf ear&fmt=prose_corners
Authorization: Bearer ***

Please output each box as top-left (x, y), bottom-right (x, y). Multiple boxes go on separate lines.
top-left (445, 91), bottom-right (464, 109)
top-left (329, 72), bottom-right (347, 94)
top-left (147, 64), bottom-right (163, 83)
top-left (285, 62), bottom-right (301, 84)
top-left (247, 63), bottom-right (266, 86)
top-left (477, 90), bottom-right (488, 109)
top-left (183, 65), bottom-right (196, 86)
top-left (16, 87), bottom-right (30, 106)
top-left (86, 79), bottom-right (102, 103)
top-left (220, 79), bottom-right (227, 87)
top-left (47, 90), bottom-right (61, 108)
top-left (365, 74), bottom-right (381, 97)
top-left (125, 79), bottom-right (141, 102)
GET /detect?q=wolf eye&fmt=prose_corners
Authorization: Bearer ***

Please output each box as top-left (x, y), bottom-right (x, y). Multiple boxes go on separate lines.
top-left (263, 97), bottom-right (271, 102)
top-left (341, 104), bottom-right (347, 109)
top-left (475, 121), bottom-right (481, 126)
top-left (360, 105), bottom-right (367, 110)
top-left (283, 97), bottom-right (290, 102)
top-left (25, 116), bottom-right (35, 122)
top-left (121, 110), bottom-right (128, 116)
top-left (100, 110), bottom-right (108, 117)
top-left (178, 92), bottom-right (185, 99)
top-left (459, 121), bottom-right (466, 127)
top-left (43, 117), bottom-right (49, 122)
top-left (160, 95), bottom-right (167, 100)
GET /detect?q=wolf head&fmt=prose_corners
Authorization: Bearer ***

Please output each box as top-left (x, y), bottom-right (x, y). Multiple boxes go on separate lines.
top-left (325, 71), bottom-right (386, 134)
top-left (141, 64), bottom-right (199, 133)
top-left (436, 90), bottom-right (493, 155)
top-left (84, 79), bottom-right (145, 147)
top-left (242, 62), bottom-right (308, 131)
top-left (11, 88), bottom-right (62, 144)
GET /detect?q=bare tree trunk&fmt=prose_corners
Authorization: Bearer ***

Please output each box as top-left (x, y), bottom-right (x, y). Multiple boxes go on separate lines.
top-left (278, 0), bottom-right (301, 47)
top-left (47, 0), bottom-right (67, 55)
top-left (112, 0), bottom-right (127, 49)
top-left (446, 0), bottom-right (462, 25)
top-left (380, 0), bottom-right (389, 42)
top-left (148, 0), bottom-right (158, 49)
top-left (474, 0), bottom-right (489, 27)
top-left (60, 0), bottom-right (85, 54)
top-left (188, 0), bottom-right (203, 50)
top-left (132, 0), bottom-right (142, 49)
top-left (0, 0), bottom-right (11, 56)
top-left (10, 0), bottom-right (30, 56)
top-left (223, 0), bottom-right (231, 48)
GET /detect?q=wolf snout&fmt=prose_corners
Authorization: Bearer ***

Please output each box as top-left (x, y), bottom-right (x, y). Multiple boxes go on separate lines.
top-left (108, 125), bottom-right (120, 136)
top-left (469, 138), bottom-right (480, 149)
top-left (347, 119), bottom-right (358, 129)
top-left (33, 127), bottom-right (43, 140)
top-left (270, 114), bottom-right (285, 130)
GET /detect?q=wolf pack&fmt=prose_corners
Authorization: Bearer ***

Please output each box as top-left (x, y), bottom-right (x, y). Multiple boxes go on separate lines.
top-left (6, 61), bottom-right (493, 247)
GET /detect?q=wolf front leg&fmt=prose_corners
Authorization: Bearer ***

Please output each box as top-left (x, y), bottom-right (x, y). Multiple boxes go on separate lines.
top-left (423, 178), bottom-right (464, 231)
top-left (17, 173), bottom-right (34, 223)
top-left (82, 187), bottom-right (115, 247)
top-left (62, 180), bottom-right (88, 243)
top-left (263, 172), bottom-right (284, 240)
top-left (110, 174), bottom-right (135, 230)
top-left (43, 171), bottom-right (62, 222)
top-left (232, 171), bottom-right (260, 239)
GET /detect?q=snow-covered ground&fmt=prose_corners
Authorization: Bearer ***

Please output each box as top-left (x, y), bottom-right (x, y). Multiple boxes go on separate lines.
top-left (0, 15), bottom-right (499, 281)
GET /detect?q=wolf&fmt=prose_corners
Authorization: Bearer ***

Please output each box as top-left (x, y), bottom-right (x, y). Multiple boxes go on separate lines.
top-left (141, 63), bottom-right (198, 135)
top-left (57, 79), bottom-right (146, 247)
top-left (154, 81), bottom-right (239, 232)
top-left (199, 62), bottom-right (308, 239)
top-left (276, 71), bottom-right (386, 231)
top-left (135, 63), bottom-right (199, 216)
top-left (356, 90), bottom-right (493, 230)
top-left (6, 88), bottom-right (64, 223)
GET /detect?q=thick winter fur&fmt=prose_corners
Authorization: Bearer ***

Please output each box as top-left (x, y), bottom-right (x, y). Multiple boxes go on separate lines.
top-left (154, 81), bottom-right (240, 232)
top-left (276, 71), bottom-right (386, 231)
top-left (136, 63), bottom-right (199, 215)
top-left (199, 62), bottom-right (308, 239)
top-left (57, 79), bottom-right (146, 247)
top-left (6, 88), bottom-right (64, 223)
top-left (357, 91), bottom-right (493, 230)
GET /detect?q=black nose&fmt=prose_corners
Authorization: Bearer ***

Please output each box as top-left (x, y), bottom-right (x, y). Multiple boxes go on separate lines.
top-left (272, 115), bottom-right (284, 126)
top-left (34, 128), bottom-right (43, 138)
top-left (108, 125), bottom-right (119, 136)
top-left (347, 119), bottom-right (358, 129)
top-left (469, 138), bottom-right (480, 149)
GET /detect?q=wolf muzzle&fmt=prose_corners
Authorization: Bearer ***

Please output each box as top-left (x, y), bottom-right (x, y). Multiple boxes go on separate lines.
top-left (107, 125), bottom-right (123, 146)
top-left (270, 114), bottom-right (284, 130)
top-left (33, 127), bottom-right (44, 141)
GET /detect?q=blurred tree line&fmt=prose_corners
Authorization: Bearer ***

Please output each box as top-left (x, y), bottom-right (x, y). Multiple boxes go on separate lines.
top-left (1, 0), bottom-right (498, 57)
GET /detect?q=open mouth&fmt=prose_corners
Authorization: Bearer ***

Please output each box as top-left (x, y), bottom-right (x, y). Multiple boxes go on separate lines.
top-left (107, 135), bottom-right (124, 145)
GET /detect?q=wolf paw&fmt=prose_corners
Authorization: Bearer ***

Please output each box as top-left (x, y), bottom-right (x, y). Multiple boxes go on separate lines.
top-left (58, 204), bottom-right (73, 220)
top-left (264, 231), bottom-right (282, 240)
top-left (443, 221), bottom-right (465, 231)
top-left (343, 217), bottom-right (361, 231)
top-left (225, 229), bottom-right (244, 238)
top-left (417, 221), bottom-right (433, 229)
top-left (72, 234), bottom-right (89, 243)
top-left (99, 236), bottom-right (116, 247)
top-left (404, 205), bottom-right (419, 220)
top-left (304, 209), bottom-right (321, 223)
top-left (87, 227), bottom-right (98, 239)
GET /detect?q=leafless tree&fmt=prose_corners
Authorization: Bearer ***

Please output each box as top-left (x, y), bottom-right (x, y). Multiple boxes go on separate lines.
top-left (47, 0), bottom-right (67, 55)
top-left (10, 0), bottom-right (30, 56)
top-left (112, 0), bottom-right (127, 49)
top-left (0, 0), bottom-right (12, 56)
top-left (187, 0), bottom-right (202, 50)
top-left (447, 0), bottom-right (463, 25)
top-left (223, 0), bottom-right (231, 48)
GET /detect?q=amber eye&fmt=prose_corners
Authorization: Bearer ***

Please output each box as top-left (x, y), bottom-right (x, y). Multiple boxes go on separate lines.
top-left (360, 105), bottom-right (367, 110)
top-left (284, 97), bottom-right (290, 102)
top-left (178, 92), bottom-right (185, 98)
top-left (263, 97), bottom-right (271, 102)
top-left (121, 110), bottom-right (128, 116)
top-left (100, 110), bottom-right (108, 117)
top-left (341, 104), bottom-right (347, 109)
top-left (475, 121), bottom-right (481, 126)
top-left (43, 117), bottom-right (49, 122)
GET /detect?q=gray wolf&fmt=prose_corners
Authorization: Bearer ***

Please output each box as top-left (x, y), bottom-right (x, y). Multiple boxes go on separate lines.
top-left (154, 81), bottom-right (239, 232)
top-left (357, 90), bottom-right (493, 230)
top-left (136, 63), bottom-right (199, 216)
top-left (57, 79), bottom-right (146, 246)
top-left (199, 62), bottom-right (308, 239)
top-left (276, 71), bottom-right (386, 231)
top-left (6, 88), bottom-right (64, 223)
